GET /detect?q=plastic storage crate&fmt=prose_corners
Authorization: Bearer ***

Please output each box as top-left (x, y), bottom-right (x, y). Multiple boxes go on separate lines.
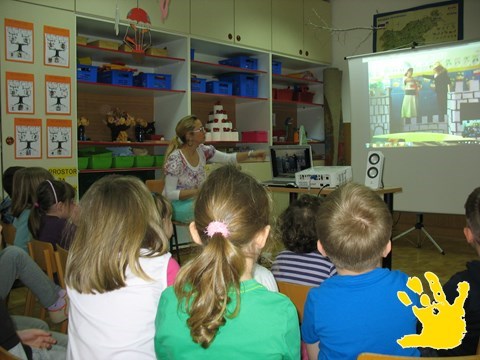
top-left (219, 56), bottom-right (258, 70)
top-left (88, 156), bottom-right (113, 169)
top-left (134, 155), bottom-right (155, 167)
top-left (98, 70), bottom-right (133, 86)
top-left (78, 157), bottom-right (89, 170)
top-left (242, 131), bottom-right (268, 142)
top-left (275, 88), bottom-right (293, 101)
top-left (206, 81), bottom-right (232, 95)
top-left (191, 77), bottom-right (207, 92)
top-left (272, 61), bottom-right (282, 75)
top-left (77, 65), bottom-right (98, 83)
top-left (134, 73), bottom-right (172, 89)
top-left (154, 155), bottom-right (165, 167)
top-left (293, 91), bottom-right (315, 103)
top-left (218, 73), bottom-right (258, 97)
top-left (112, 156), bottom-right (135, 168)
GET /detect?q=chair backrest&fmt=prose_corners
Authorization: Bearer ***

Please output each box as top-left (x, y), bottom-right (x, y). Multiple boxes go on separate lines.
top-left (1, 222), bottom-right (16, 246)
top-left (0, 346), bottom-right (22, 360)
top-left (54, 245), bottom-right (69, 289)
top-left (357, 353), bottom-right (480, 360)
top-left (28, 240), bottom-right (57, 280)
top-left (277, 281), bottom-right (313, 322)
top-left (145, 179), bottom-right (165, 194)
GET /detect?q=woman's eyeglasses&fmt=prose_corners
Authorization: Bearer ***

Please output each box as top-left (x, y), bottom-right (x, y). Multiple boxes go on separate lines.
top-left (192, 126), bottom-right (205, 133)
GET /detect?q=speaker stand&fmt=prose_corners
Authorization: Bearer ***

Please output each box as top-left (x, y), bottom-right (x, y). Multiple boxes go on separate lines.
top-left (392, 213), bottom-right (445, 255)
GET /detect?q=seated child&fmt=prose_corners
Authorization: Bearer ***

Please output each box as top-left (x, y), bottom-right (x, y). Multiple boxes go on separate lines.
top-left (66, 175), bottom-right (178, 359)
top-left (439, 187), bottom-right (480, 356)
top-left (11, 167), bottom-right (54, 252)
top-left (272, 195), bottom-right (336, 286)
top-left (154, 165), bottom-right (300, 359)
top-left (0, 166), bottom-right (24, 224)
top-left (301, 182), bottom-right (420, 360)
top-left (28, 179), bottom-right (76, 250)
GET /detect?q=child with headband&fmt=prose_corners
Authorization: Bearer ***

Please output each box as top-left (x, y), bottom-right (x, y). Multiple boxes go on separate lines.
top-left (28, 179), bottom-right (76, 250)
top-left (66, 175), bottom-right (178, 359)
top-left (154, 165), bottom-right (300, 359)
top-left (11, 167), bottom-right (54, 252)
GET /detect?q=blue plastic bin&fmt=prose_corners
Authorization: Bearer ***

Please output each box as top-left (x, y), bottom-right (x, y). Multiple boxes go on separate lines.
top-left (219, 56), bottom-right (258, 70)
top-left (191, 77), bottom-right (207, 92)
top-left (77, 65), bottom-right (98, 82)
top-left (206, 81), bottom-right (232, 95)
top-left (98, 70), bottom-right (133, 86)
top-left (134, 73), bottom-right (172, 89)
top-left (272, 61), bottom-right (282, 75)
top-left (218, 73), bottom-right (258, 97)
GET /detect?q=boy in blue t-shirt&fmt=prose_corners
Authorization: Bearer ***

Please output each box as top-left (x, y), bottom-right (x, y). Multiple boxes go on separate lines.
top-left (301, 182), bottom-right (420, 360)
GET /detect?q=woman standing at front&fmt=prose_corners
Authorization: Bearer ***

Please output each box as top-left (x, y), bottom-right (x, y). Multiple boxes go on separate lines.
top-left (163, 115), bottom-right (265, 223)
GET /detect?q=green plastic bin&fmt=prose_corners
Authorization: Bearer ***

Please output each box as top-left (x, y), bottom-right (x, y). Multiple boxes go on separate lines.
top-left (112, 156), bottom-right (135, 168)
top-left (134, 155), bottom-right (155, 167)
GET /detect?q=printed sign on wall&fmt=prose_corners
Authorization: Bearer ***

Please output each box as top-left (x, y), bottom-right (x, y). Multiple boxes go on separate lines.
top-left (6, 72), bottom-right (35, 114)
top-left (47, 119), bottom-right (72, 158)
top-left (44, 25), bottom-right (70, 67)
top-left (4, 18), bottom-right (34, 63)
top-left (45, 75), bottom-right (71, 115)
top-left (15, 118), bottom-right (42, 159)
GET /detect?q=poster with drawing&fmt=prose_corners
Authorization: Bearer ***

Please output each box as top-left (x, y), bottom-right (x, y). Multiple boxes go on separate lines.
top-left (45, 75), bottom-right (71, 115)
top-left (6, 72), bottom-right (35, 114)
top-left (47, 119), bottom-right (72, 158)
top-left (15, 118), bottom-right (42, 159)
top-left (5, 18), bottom-right (34, 63)
top-left (44, 25), bottom-right (70, 67)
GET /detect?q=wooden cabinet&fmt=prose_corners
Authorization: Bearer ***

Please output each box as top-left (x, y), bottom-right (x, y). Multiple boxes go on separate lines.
top-left (190, 0), bottom-right (271, 51)
top-left (272, 0), bottom-right (331, 64)
top-left (16, 0), bottom-right (74, 11)
top-left (75, 0), bottom-right (190, 34)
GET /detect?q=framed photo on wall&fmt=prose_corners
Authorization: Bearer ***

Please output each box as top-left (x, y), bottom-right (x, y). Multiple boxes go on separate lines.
top-left (373, 0), bottom-right (464, 52)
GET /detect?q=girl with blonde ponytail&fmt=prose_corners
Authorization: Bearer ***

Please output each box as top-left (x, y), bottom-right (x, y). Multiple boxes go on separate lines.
top-left (154, 165), bottom-right (300, 359)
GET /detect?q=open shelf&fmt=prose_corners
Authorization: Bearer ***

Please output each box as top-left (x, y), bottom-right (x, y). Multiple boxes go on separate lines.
top-left (77, 81), bottom-right (186, 97)
top-left (272, 74), bottom-right (323, 86)
top-left (78, 140), bottom-right (169, 147)
top-left (79, 167), bottom-right (161, 173)
top-left (272, 99), bottom-right (323, 109)
top-left (191, 60), bottom-right (267, 77)
top-left (191, 91), bottom-right (268, 104)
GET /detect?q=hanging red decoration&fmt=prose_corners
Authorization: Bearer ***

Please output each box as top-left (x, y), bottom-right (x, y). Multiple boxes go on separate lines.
top-left (123, 4), bottom-right (152, 55)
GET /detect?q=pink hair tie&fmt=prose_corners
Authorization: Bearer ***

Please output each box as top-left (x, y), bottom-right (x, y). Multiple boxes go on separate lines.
top-left (34, 202), bottom-right (40, 208)
top-left (205, 221), bottom-right (230, 238)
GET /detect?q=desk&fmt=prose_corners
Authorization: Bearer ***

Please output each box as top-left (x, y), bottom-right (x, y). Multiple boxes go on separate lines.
top-left (266, 186), bottom-right (403, 269)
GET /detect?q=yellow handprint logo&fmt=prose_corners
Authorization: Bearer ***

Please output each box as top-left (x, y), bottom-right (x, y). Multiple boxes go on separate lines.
top-left (397, 271), bottom-right (469, 349)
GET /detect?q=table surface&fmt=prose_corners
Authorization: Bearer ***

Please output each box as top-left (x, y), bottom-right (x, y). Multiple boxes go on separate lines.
top-left (266, 186), bottom-right (402, 196)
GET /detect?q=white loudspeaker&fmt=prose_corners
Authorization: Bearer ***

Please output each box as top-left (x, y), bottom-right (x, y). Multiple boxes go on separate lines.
top-left (365, 151), bottom-right (385, 189)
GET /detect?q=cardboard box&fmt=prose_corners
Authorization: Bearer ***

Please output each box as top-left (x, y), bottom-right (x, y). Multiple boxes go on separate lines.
top-left (77, 36), bottom-right (88, 45)
top-left (119, 44), bottom-right (133, 53)
top-left (146, 47), bottom-right (168, 56)
top-left (87, 40), bottom-right (119, 50)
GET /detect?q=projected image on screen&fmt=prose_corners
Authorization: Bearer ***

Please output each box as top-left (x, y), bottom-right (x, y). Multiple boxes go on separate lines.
top-left (366, 41), bottom-right (480, 147)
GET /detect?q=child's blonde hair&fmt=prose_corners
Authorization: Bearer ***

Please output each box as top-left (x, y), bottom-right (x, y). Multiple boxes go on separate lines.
top-left (465, 187), bottom-right (480, 243)
top-left (11, 167), bottom-right (54, 217)
top-left (174, 165), bottom-right (271, 348)
top-left (316, 182), bottom-right (392, 272)
top-left (65, 175), bottom-right (170, 293)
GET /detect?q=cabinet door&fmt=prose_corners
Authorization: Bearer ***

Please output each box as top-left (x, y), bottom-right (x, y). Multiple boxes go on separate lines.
top-left (18, 0), bottom-right (74, 11)
top-left (235, 0), bottom-right (271, 50)
top-left (190, 0), bottom-right (234, 43)
top-left (272, 0), bottom-right (303, 57)
top-left (303, 0), bottom-right (331, 64)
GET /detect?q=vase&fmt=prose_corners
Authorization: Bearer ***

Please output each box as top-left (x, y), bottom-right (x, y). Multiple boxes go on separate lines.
top-left (78, 125), bottom-right (86, 141)
top-left (135, 126), bottom-right (145, 142)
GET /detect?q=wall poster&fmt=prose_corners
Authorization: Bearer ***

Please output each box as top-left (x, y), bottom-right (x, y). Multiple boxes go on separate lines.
top-left (44, 25), bottom-right (70, 67)
top-left (4, 18), bottom-right (34, 63)
top-left (373, 0), bottom-right (463, 52)
top-left (6, 72), bottom-right (35, 114)
top-left (47, 118), bottom-right (72, 158)
top-left (45, 75), bottom-right (71, 115)
top-left (15, 118), bottom-right (42, 159)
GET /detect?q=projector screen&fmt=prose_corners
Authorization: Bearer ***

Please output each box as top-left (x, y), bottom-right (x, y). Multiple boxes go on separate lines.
top-left (348, 39), bottom-right (480, 214)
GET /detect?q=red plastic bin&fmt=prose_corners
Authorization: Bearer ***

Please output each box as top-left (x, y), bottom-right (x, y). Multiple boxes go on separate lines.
top-left (293, 91), bottom-right (315, 103)
top-left (275, 88), bottom-right (293, 101)
top-left (242, 131), bottom-right (268, 143)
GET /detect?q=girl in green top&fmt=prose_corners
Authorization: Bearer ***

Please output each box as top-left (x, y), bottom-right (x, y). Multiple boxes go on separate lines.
top-left (154, 165), bottom-right (300, 359)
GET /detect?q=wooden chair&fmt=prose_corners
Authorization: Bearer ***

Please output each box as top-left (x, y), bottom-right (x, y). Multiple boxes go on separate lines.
top-left (145, 179), bottom-right (187, 264)
top-left (277, 281), bottom-right (313, 322)
top-left (27, 240), bottom-right (58, 320)
top-left (0, 346), bottom-right (22, 360)
top-left (1, 222), bottom-right (16, 247)
top-left (54, 245), bottom-right (69, 333)
top-left (357, 353), bottom-right (480, 360)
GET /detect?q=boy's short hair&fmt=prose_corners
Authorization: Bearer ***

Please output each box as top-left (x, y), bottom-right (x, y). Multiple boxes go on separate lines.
top-left (315, 182), bottom-right (392, 272)
top-left (465, 187), bottom-right (480, 242)
top-left (2, 166), bottom-right (24, 197)
top-left (277, 195), bottom-right (323, 253)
